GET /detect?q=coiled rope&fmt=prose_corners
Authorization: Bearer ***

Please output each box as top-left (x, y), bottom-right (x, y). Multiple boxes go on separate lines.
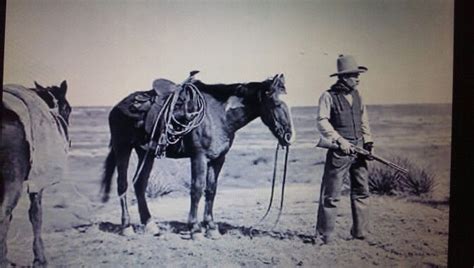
top-left (160, 82), bottom-right (206, 146)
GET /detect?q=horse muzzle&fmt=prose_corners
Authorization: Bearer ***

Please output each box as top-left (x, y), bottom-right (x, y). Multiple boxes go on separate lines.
top-left (277, 131), bottom-right (292, 146)
top-left (284, 132), bottom-right (292, 144)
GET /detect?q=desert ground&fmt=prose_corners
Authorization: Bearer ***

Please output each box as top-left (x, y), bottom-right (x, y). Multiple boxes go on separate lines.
top-left (7, 104), bottom-right (451, 267)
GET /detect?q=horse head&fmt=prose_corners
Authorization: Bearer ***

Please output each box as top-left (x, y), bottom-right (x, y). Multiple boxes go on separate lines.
top-left (33, 80), bottom-right (72, 124)
top-left (259, 74), bottom-right (294, 146)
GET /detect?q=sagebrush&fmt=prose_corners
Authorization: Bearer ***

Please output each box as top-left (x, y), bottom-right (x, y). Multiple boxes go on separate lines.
top-left (368, 155), bottom-right (436, 196)
top-left (128, 154), bottom-right (189, 199)
top-left (343, 155), bottom-right (436, 196)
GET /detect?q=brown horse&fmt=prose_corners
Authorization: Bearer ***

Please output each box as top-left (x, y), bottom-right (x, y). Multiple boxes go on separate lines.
top-left (0, 81), bottom-right (71, 266)
top-left (101, 74), bottom-right (293, 238)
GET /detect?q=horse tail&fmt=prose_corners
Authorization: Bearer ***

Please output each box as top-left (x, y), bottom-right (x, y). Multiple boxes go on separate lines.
top-left (100, 148), bottom-right (116, 203)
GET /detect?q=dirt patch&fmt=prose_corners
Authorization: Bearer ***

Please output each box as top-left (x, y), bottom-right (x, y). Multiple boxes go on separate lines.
top-left (8, 185), bottom-right (448, 267)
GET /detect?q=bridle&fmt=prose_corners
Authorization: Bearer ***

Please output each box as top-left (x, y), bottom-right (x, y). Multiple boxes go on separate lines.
top-left (259, 79), bottom-right (291, 145)
top-left (250, 76), bottom-right (293, 231)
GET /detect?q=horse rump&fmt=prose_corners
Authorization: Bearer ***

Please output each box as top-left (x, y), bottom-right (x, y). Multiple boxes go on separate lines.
top-left (1, 82), bottom-right (71, 266)
top-left (0, 109), bottom-right (31, 221)
top-left (0, 108), bottom-right (31, 265)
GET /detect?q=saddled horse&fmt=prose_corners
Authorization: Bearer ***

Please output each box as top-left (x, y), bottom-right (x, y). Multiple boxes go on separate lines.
top-left (101, 74), bottom-right (293, 238)
top-left (0, 81), bottom-right (71, 266)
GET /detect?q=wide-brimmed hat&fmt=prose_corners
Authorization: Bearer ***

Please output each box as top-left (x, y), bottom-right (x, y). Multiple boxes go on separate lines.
top-left (330, 54), bottom-right (368, 77)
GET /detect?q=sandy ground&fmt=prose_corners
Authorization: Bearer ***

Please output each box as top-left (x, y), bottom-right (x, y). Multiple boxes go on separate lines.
top-left (6, 143), bottom-right (450, 267)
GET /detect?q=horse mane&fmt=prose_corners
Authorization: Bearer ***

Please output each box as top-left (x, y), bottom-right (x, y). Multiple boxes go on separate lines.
top-left (28, 81), bottom-right (71, 137)
top-left (30, 81), bottom-right (68, 110)
top-left (30, 87), bottom-right (56, 109)
top-left (192, 79), bottom-right (271, 102)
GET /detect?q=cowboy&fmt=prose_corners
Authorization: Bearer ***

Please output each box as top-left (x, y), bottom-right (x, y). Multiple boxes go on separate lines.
top-left (316, 54), bottom-right (374, 244)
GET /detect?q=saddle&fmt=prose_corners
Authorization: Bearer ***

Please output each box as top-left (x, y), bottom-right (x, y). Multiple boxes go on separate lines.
top-left (144, 79), bottom-right (178, 135)
top-left (127, 80), bottom-right (175, 149)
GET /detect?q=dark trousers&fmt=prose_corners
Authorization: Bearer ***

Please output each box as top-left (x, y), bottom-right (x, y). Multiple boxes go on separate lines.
top-left (316, 146), bottom-right (370, 239)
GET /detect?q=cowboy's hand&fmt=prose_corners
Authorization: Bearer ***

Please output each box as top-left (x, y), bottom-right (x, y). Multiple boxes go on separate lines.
top-left (337, 137), bottom-right (354, 155)
top-left (363, 142), bottom-right (375, 161)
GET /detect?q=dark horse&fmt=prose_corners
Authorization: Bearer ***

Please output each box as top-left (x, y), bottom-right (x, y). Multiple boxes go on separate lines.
top-left (0, 81), bottom-right (71, 266)
top-left (101, 74), bottom-right (293, 238)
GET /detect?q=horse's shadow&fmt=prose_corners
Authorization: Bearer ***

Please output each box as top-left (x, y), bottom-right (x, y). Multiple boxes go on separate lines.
top-left (94, 220), bottom-right (316, 244)
top-left (95, 221), bottom-right (190, 236)
top-left (217, 222), bottom-right (316, 243)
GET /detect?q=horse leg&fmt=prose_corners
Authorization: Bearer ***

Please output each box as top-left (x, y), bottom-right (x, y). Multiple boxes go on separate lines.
top-left (0, 126), bottom-right (29, 266)
top-left (28, 191), bottom-right (47, 266)
top-left (0, 214), bottom-right (12, 266)
top-left (114, 145), bottom-right (133, 235)
top-left (0, 177), bottom-right (23, 266)
top-left (203, 155), bottom-right (225, 239)
top-left (188, 154), bottom-right (207, 239)
top-left (133, 149), bottom-right (159, 235)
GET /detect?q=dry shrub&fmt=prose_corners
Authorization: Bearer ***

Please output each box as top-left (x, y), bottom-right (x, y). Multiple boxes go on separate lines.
top-left (146, 159), bottom-right (190, 198)
top-left (146, 173), bottom-right (174, 199)
top-left (368, 165), bottom-right (402, 195)
top-left (394, 157), bottom-right (436, 196)
top-left (127, 153), bottom-right (189, 199)
top-left (368, 155), bottom-right (436, 196)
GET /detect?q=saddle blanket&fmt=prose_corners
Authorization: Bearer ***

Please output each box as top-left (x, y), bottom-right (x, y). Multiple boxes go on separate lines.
top-left (3, 85), bottom-right (69, 193)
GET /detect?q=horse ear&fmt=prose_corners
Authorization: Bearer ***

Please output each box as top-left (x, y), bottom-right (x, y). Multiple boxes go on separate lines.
top-left (275, 74), bottom-right (286, 94)
top-left (279, 74), bottom-right (285, 83)
top-left (34, 81), bottom-right (45, 90)
top-left (60, 80), bottom-right (68, 94)
top-left (54, 80), bottom-right (68, 98)
top-left (61, 80), bottom-right (68, 90)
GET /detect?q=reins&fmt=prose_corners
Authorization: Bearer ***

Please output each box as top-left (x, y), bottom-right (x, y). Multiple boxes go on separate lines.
top-left (256, 143), bottom-right (280, 224)
top-left (273, 143), bottom-right (290, 229)
top-left (253, 142), bottom-right (290, 230)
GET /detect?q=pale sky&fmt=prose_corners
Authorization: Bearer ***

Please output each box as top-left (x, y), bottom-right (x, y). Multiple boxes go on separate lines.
top-left (4, 0), bottom-right (453, 107)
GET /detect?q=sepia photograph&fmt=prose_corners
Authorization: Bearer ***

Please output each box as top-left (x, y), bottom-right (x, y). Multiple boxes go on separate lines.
top-left (1, 0), bottom-right (454, 266)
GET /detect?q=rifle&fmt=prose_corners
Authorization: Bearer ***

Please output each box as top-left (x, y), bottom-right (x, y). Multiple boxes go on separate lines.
top-left (316, 137), bottom-right (409, 175)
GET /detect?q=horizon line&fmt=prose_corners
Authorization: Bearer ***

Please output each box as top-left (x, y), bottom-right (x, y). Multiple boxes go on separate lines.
top-left (71, 102), bottom-right (453, 109)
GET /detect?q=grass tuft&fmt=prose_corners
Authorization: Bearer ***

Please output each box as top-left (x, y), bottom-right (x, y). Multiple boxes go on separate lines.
top-left (146, 174), bottom-right (175, 199)
top-left (367, 155), bottom-right (436, 196)
top-left (127, 154), bottom-right (189, 199)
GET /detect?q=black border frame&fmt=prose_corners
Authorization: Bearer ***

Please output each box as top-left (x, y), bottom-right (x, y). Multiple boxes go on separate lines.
top-left (448, 0), bottom-right (474, 266)
top-left (1, 0), bottom-right (472, 266)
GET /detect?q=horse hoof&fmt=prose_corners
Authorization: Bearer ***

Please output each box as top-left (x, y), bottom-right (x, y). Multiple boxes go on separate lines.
top-left (101, 194), bottom-right (110, 203)
top-left (191, 231), bottom-right (205, 241)
top-left (145, 221), bottom-right (160, 235)
top-left (33, 258), bottom-right (47, 267)
top-left (1, 259), bottom-right (16, 267)
top-left (121, 226), bottom-right (135, 236)
top-left (205, 228), bottom-right (221, 240)
top-left (159, 232), bottom-right (172, 241)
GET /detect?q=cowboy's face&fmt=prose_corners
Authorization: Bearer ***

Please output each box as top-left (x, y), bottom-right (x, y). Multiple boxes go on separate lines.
top-left (341, 73), bottom-right (360, 90)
